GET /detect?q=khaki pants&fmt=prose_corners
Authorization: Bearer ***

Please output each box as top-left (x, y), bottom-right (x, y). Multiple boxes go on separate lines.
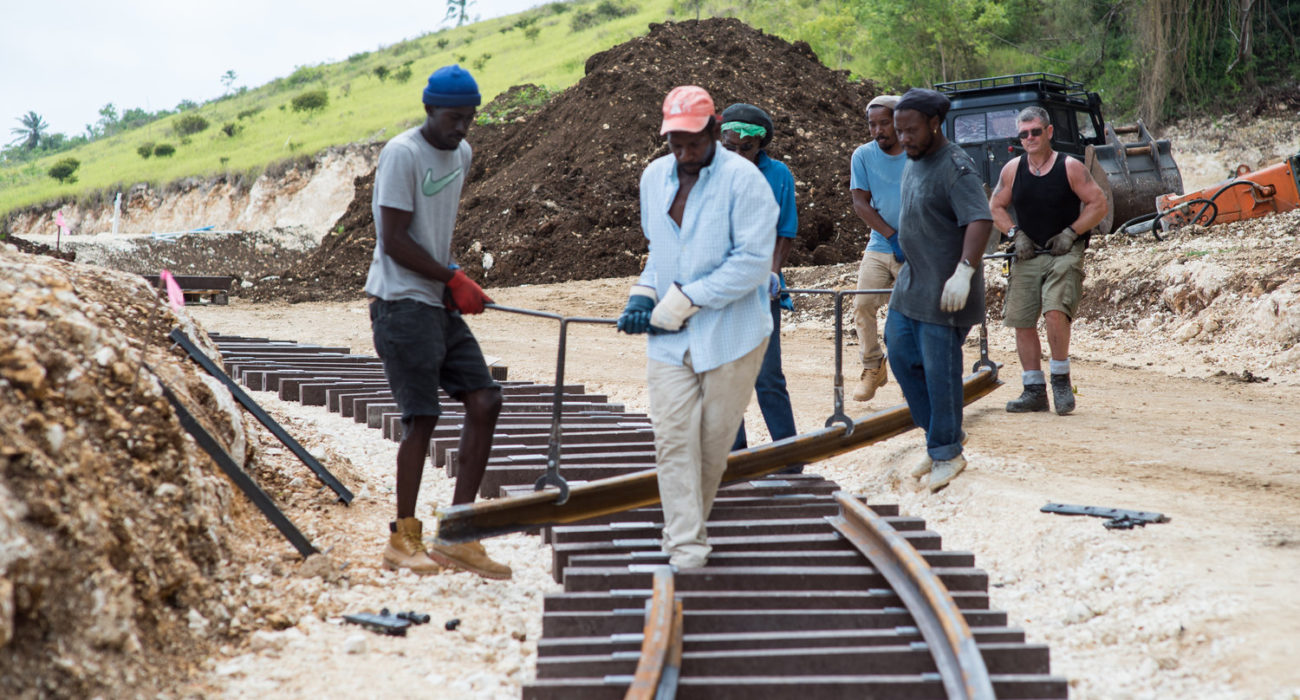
top-left (647, 340), bottom-right (768, 567)
top-left (853, 250), bottom-right (902, 369)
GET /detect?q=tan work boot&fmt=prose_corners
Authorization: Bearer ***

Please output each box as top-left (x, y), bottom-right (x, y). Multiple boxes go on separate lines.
top-left (382, 517), bottom-right (442, 575)
top-left (427, 540), bottom-right (513, 580)
top-left (851, 360), bottom-right (889, 402)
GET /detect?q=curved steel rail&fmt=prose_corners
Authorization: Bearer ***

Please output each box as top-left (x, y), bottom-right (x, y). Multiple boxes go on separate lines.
top-left (828, 492), bottom-right (995, 700)
top-left (625, 566), bottom-right (683, 700)
top-left (435, 365), bottom-right (1000, 543)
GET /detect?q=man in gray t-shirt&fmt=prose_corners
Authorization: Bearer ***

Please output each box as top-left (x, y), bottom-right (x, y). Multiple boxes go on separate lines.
top-left (365, 65), bottom-right (511, 580)
top-left (885, 88), bottom-right (993, 493)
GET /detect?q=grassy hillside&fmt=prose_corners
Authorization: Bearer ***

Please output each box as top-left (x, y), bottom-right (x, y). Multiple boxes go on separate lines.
top-left (0, 0), bottom-right (674, 216)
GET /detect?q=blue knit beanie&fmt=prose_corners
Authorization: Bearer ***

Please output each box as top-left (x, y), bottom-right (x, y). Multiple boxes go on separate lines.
top-left (423, 65), bottom-right (481, 106)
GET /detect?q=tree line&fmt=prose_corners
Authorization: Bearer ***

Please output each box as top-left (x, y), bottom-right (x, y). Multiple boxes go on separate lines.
top-left (680, 0), bottom-right (1300, 123)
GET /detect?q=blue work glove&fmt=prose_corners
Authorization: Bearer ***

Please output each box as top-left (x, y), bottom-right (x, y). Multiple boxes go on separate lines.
top-left (885, 232), bottom-right (905, 262)
top-left (768, 271), bottom-right (781, 299)
top-left (617, 285), bottom-right (656, 334)
top-left (778, 272), bottom-right (794, 311)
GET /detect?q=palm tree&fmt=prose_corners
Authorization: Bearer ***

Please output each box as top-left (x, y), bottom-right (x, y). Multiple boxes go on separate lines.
top-left (10, 111), bottom-right (49, 150)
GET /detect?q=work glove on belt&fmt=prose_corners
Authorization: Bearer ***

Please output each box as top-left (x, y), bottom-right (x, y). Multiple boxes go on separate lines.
top-left (650, 283), bottom-right (699, 332)
top-left (768, 272), bottom-right (781, 299)
top-left (1045, 225), bottom-right (1079, 256)
top-left (940, 260), bottom-right (975, 313)
top-left (617, 285), bottom-right (657, 334)
top-left (1012, 228), bottom-right (1037, 261)
top-left (445, 269), bottom-right (492, 314)
top-left (886, 231), bottom-right (905, 263)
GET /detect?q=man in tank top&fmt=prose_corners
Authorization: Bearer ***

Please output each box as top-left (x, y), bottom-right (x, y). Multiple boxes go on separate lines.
top-left (988, 106), bottom-right (1108, 416)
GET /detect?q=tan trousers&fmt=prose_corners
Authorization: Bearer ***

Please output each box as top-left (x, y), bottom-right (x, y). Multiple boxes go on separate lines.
top-left (647, 340), bottom-right (768, 567)
top-left (853, 250), bottom-right (902, 369)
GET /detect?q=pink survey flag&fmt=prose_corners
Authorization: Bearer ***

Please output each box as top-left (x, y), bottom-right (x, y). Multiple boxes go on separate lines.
top-left (55, 210), bottom-right (66, 231)
top-left (160, 269), bottom-right (185, 311)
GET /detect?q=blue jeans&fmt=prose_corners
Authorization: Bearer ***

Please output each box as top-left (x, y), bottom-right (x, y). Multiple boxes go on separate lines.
top-left (883, 309), bottom-right (971, 461)
top-left (734, 300), bottom-right (799, 470)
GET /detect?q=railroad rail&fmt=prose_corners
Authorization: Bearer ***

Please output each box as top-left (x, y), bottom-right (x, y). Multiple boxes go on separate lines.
top-left (207, 333), bottom-right (1065, 698)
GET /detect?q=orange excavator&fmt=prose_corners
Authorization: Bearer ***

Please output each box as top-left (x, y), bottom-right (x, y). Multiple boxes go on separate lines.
top-left (1121, 151), bottom-right (1300, 238)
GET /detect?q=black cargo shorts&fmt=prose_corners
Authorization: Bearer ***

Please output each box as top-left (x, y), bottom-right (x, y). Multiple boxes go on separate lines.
top-left (369, 298), bottom-right (499, 424)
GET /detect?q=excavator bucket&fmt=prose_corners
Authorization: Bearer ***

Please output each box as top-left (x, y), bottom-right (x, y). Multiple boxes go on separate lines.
top-left (1090, 121), bottom-right (1183, 227)
top-left (1083, 145), bottom-right (1115, 236)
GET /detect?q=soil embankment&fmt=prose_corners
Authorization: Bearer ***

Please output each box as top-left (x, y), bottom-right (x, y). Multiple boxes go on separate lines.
top-left (4, 143), bottom-right (380, 243)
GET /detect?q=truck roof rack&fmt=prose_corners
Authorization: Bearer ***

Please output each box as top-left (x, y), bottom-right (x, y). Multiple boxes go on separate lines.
top-left (935, 73), bottom-right (1087, 99)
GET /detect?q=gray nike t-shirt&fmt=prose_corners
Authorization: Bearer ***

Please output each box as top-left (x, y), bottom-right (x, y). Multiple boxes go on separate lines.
top-left (363, 126), bottom-right (472, 306)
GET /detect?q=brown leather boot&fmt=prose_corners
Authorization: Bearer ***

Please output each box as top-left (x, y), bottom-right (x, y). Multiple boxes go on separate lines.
top-left (851, 360), bottom-right (889, 402)
top-left (382, 518), bottom-right (442, 575)
top-left (427, 540), bottom-right (513, 580)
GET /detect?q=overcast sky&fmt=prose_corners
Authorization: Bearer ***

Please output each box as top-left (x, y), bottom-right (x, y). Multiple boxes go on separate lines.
top-left (1, 0), bottom-right (543, 139)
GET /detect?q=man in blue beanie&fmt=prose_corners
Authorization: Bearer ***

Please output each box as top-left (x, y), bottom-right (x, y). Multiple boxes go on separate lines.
top-left (365, 65), bottom-right (511, 579)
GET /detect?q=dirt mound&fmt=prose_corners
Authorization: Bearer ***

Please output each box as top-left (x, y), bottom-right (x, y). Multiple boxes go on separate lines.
top-left (0, 244), bottom-right (295, 696)
top-left (247, 18), bottom-right (878, 301)
top-left (3, 234), bottom-right (75, 262)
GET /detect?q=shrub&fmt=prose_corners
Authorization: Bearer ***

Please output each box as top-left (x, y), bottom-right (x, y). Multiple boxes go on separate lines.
top-left (287, 64), bottom-right (325, 86)
top-left (572, 0), bottom-right (635, 30)
top-left (221, 122), bottom-right (241, 137)
top-left (175, 113), bottom-right (210, 136)
top-left (291, 89), bottom-right (329, 113)
top-left (236, 107), bottom-right (263, 120)
top-left (394, 65), bottom-right (413, 83)
top-left (373, 65), bottom-right (390, 82)
top-left (549, 1), bottom-right (569, 13)
top-left (175, 99), bottom-right (198, 111)
top-left (456, 54), bottom-right (467, 64)
top-left (348, 51), bottom-right (368, 63)
top-left (437, 38), bottom-right (450, 49)
top-left (339, 82), bottom-right (352, 97)
top-left (476, 84), bottom-right (558, 125)
top-left (47, 157), bottom-right (80, 183)
top-left (137, 142), bottom-right (155, 159)
top-left (154, 143), bottom-right (176, 157)
top-left (524, 26), bottom-right (541, 42)
top-left (472, 53), bottom-right (491, 71)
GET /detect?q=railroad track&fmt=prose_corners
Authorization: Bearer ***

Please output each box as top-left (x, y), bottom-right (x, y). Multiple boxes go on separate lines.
top-left (209, 333), bottom-right (1067, 699)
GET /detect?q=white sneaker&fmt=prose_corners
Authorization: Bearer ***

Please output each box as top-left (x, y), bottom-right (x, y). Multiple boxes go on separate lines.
top-left (928, 454), bottom-right (967, 493)
top-left (909, 432), bottom-right (969, 480)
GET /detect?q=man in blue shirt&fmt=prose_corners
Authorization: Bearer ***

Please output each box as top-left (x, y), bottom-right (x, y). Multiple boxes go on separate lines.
top-left (850, 94), bottom-right (906, 402)
top-left (617, 86), bottom-right (778, 569)
top-left (719, 103), bottom-right (800, 472)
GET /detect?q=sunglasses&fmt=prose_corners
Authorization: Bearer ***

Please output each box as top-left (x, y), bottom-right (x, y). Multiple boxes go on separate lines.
top-left (722, 141), bottom-right (759, 153)
top-left (1017, 127), bottom-right (1045, 140)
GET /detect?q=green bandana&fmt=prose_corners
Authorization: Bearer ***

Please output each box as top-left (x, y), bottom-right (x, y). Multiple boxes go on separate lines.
top-left (720, 121), bottom-right (767, 139)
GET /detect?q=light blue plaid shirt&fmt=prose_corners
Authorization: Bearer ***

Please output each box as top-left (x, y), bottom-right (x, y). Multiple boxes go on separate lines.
top-left (637, 145), bottom-right (778, 372)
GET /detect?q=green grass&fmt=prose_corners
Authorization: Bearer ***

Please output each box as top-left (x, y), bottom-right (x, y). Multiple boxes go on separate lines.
top-left (0, 0), bottom-right (674, 216)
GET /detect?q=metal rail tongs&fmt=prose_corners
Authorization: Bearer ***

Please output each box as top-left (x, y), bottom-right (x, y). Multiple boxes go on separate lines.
top-left (483, 304), bottom-right (616, 505)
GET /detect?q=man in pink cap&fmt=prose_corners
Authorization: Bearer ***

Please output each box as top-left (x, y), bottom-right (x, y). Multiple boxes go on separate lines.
top-left (616, 85), bottom-right (778, 569)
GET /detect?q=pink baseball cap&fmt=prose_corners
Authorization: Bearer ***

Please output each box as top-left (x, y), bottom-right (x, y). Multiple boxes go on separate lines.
top-left (660, 85), bottom-right (716, 135)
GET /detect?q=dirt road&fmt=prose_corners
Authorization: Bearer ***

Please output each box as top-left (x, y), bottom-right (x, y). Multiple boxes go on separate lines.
top-left (190, 273), bottom-right (1300, 699)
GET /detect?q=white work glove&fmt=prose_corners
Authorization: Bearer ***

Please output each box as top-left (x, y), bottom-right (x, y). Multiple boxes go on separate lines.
top-left (650, 283), bottom-right (699, 332)
top-left (939, 261), bottom-right (975, 313)
top-left (768, 272), bottom-right (781, 299)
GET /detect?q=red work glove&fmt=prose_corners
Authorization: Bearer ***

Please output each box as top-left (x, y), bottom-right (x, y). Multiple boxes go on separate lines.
top-left (445, 269), bottom-right (492, 314)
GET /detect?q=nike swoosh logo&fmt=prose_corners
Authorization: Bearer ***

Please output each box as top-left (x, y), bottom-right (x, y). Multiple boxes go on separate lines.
top-left (422, 167), bottom-right (462, 196)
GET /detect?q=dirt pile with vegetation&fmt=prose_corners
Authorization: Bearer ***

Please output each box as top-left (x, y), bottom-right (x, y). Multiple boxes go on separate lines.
top-left (246, 17), bottom-right (879, 301)
top-left (0, 245), bottom-right (329, 696)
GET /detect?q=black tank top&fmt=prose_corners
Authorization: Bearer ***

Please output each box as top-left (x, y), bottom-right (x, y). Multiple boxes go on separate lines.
top-left (1011, 153), bottom-right (1081, 247)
